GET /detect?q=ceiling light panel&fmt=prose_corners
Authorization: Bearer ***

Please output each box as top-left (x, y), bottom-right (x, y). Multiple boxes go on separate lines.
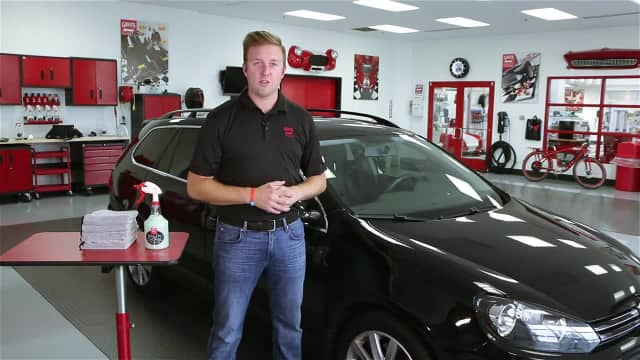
top-left (368, 24), bottom-right (420, 33)
top-left (521, 8), bottom-right (578, 21)
top-left (436, 17), bottom-right (490, 28)
top-left (353, 0), bottom-right (419, 12)
top-left (283, 9), bottom-right (345, 21)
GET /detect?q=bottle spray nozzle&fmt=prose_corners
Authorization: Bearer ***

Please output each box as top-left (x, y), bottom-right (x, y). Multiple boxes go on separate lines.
top-left (132, 181), bottom-right (163, 207)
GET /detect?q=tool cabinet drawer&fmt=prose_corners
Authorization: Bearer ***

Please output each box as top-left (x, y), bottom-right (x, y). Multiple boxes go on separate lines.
top-left (83, 170), bottom-right (111, 186)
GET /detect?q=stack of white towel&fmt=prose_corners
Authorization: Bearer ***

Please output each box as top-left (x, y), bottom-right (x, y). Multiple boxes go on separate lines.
top-left (81, 209), bottom-right (139, 249)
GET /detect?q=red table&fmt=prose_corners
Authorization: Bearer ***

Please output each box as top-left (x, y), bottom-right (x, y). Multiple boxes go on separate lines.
top-left (0, 232), bottom-right (189, 360)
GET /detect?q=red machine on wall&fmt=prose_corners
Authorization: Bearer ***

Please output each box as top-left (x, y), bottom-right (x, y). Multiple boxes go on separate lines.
top-left (287, 46), bottom-right (337, 71)
top-left (564, 48), bottom-right (640, 70)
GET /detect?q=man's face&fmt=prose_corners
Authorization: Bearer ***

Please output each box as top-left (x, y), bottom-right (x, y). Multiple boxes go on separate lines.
top-left (243, 44), bottom-right (285, 100)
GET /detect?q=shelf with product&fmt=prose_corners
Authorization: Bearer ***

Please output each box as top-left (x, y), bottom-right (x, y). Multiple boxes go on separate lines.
top-left (545, 75), bottom-right (640, 164)
top-left (31, 146), bottom-right (72, 199)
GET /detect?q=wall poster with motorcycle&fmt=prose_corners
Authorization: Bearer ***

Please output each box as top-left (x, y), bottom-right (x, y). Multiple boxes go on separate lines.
top-left (501, 52), bottom-right (541, 103)
top-left (120, 19), bottom-right (169, 88)
top-left (354, 54), bottom-right (379, 100)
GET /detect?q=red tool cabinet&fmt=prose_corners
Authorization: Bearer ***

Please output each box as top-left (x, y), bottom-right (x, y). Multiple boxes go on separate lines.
top-left (0, 146), bottom-right (32, 196)
top-left (81, 143), bottom-right (125, 193)
top-left (32, 146), bottom-right (72, 199)
top-left (131, 93), bottom-right (181, 136)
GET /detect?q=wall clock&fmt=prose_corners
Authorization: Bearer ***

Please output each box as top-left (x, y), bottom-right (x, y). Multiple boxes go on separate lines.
top-left (449, 58), bottom-right (470, 78)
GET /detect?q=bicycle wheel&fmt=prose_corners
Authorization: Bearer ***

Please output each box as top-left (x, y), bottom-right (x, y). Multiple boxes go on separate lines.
top-left (522, 151), bottom-right (550, 181)
top-left (573, 157), bottom-right (606, 189)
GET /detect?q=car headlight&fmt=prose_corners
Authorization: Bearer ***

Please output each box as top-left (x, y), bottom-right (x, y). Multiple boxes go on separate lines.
top-left (474, 295), bottom-right (600, 353)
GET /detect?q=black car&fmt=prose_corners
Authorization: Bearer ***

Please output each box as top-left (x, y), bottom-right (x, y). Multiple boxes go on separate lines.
top-left (109, 109), bottom-right (640, 360)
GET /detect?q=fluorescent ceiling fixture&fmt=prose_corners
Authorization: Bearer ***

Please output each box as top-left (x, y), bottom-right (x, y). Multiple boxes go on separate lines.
top-left (368, 24), bottom-right (419, 33)
top-left (283, 9), bottom-right (345, 21)
top-left (585, 264), bottom-right (608, 275)
top-left (353, 0), bottom-right (419, 12)
top-left (507, 235), bottom-right (556, 248)
top-left (436, 17), bottom-right (490, 28)
top-left (521, 8), bottom-right (578, 21)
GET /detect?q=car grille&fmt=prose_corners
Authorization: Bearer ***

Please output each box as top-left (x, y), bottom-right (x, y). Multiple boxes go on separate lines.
top-left (592, 307), bottom-right (640, 345)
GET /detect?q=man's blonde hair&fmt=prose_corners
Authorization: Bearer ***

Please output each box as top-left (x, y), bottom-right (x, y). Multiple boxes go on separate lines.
top-left (242, 31), bottom-right (286, 65)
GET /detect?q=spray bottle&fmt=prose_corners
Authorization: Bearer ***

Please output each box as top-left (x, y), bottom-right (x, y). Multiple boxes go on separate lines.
top-left (133, 181), bottom-right (169, 250)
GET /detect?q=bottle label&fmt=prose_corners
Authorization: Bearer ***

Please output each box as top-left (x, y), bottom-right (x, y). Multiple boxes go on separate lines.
top-left (146, 227), bottom-right (165, 245)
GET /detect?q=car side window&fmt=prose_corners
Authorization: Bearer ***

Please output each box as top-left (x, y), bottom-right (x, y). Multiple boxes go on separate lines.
top-left (133, 127), bottom-right (179, 172)
top-left (168, 127), bottom-right (200, 179)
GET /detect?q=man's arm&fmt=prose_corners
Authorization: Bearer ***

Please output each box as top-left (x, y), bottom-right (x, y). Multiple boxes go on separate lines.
top-left (186, 171), bottom-right (293, 214)
top-left (280, 173), bottom-right (327, 206)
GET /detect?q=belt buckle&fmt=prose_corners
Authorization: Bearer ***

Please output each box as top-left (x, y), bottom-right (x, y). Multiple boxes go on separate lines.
top-left (267, 219), bottom-right (277, 232)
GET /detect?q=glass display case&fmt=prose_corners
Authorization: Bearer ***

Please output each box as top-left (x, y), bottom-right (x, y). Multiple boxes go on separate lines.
top-left (544, 75), bottom-right (640, 163)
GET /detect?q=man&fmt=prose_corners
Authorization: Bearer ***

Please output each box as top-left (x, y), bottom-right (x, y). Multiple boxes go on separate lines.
top-left (187, 31), bottom-right (326, 360)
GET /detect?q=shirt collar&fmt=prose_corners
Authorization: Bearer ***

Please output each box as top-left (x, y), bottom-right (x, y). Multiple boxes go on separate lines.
top-left (238, 89), bottom-right (288, 115)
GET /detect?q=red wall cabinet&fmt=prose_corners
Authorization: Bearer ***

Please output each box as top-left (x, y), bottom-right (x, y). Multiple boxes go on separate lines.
top-left (21, 55), bottom-right (71, 88)
top-left (67, 58), bottom-right (117, 105)
top-left (0, 54), bottom-right (22, 105)
top-left (131, 93), bottom-right (182, 136)
top-left (0, 146), bottom-right (32, 194)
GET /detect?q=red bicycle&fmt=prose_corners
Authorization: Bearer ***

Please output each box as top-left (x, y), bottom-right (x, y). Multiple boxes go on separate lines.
top-left (522, 141), bottom-right (606, 189)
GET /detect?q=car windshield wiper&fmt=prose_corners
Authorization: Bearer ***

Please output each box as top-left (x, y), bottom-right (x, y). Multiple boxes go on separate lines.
top-left (356, 213), bottom-right (425, 222)
top-left (437, 205), bottom-right (496, 220)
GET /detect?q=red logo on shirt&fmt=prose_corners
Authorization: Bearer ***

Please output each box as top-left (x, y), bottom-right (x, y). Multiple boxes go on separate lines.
top-left (283, 127), bottom-right (295, 138)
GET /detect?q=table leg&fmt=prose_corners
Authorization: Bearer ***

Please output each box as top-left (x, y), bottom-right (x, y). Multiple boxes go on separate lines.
top-left (115, 265), bottom-right (131, 360)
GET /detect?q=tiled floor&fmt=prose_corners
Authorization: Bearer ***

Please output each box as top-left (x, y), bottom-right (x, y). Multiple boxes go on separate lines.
top-left (0, 176), bottom-right (638, 359)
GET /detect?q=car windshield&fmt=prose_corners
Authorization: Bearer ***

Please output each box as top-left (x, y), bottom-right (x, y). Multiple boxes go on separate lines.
top-left (320, 132), bottom-right (505, 219)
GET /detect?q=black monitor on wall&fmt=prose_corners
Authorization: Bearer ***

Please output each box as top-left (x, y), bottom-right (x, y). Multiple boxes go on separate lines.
top-left (220, 66), bottom-right (247, 95)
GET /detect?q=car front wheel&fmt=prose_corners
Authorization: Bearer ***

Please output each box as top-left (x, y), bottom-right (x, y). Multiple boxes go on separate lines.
top-left (336, 311), bottom-right (433, 360)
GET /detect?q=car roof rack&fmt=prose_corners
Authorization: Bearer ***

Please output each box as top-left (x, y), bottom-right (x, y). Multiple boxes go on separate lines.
top-left (307, 109), bottom-right (400, 129)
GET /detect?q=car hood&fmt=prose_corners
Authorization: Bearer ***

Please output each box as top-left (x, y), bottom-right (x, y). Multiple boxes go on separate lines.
top-left (367, 199), bottom-right (640, 321)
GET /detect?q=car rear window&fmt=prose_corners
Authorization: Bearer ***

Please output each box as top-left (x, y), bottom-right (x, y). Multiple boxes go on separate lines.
top-left (133, 127), bottom-right (179, 172)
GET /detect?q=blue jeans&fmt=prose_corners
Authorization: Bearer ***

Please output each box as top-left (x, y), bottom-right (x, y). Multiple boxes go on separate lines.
top-left (207, 218), bottom-right (306, 360)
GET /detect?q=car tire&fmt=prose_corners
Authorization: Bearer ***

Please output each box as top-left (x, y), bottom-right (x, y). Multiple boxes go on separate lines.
top-left (336, 311), bottom-right (433, 360)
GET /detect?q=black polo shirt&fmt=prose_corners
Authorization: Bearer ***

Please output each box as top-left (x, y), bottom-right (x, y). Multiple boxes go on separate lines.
top-left (189, 90), bottom-right (325, 221)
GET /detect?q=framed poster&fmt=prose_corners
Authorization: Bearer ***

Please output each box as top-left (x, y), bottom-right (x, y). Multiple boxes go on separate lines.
top-left (354, 54), bottom-right (379, 100)
top-left (120, 19), bottom-right (169, 86)
top-left (501, 52), bottom-right (541, 103)
top-left (564, 88), bottom-right (584, 112)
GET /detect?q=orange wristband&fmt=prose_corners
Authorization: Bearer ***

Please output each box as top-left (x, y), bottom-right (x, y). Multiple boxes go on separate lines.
top-left (249, 187), bottom-right (256, 207)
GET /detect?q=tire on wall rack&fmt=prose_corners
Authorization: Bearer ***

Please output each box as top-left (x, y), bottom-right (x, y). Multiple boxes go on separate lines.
top-left (489, 140), bottom-right (516, 173)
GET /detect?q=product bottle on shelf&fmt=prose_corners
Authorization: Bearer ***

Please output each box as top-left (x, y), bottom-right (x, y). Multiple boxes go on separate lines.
top-left (34, 93), bottom-right (44, 122)
top-left (43, 94), bottom-right (52, 122)
top-left (52, 94), bottom-right (61, 123)
top-left (26, 93), bottom-right (35, 123)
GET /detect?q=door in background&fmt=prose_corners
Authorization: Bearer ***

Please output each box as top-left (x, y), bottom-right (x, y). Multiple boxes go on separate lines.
top-left (428, 81), bottom-right (494, 171)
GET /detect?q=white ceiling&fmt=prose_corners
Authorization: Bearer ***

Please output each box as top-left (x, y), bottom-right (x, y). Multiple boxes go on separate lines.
top-left (129, 0), bottom-right (640, 41)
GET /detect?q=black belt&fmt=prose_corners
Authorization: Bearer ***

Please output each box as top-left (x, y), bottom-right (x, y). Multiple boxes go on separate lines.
top-left (219, 213), bottom-right (299, 232)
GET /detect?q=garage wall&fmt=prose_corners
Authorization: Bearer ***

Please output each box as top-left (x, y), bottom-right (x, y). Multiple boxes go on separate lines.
top-left (411, 25), bottom-right (640, 170)
top-left (0, 1), bottom-right (414, 138)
